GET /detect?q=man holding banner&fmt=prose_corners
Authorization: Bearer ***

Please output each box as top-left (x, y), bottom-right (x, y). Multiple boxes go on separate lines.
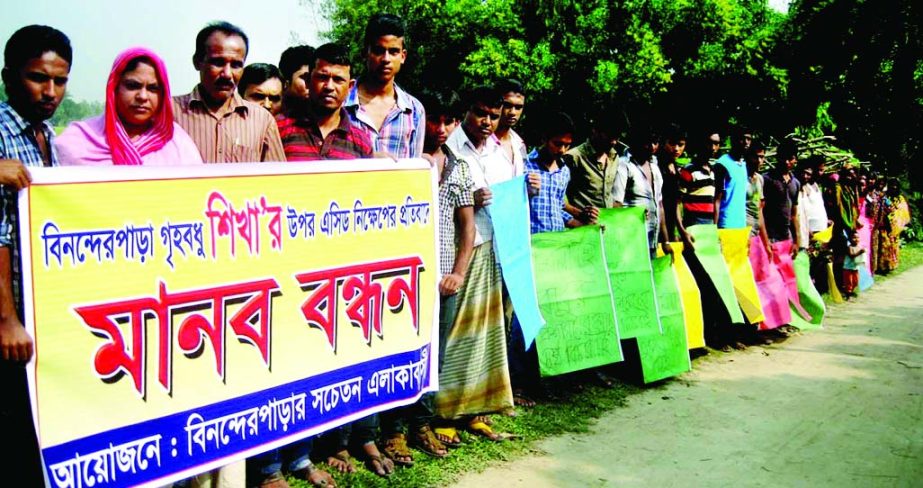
top-left (0, 24), bottom-right (73, 486)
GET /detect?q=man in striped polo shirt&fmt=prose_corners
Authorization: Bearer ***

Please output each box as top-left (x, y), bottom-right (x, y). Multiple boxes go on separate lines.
top-left (173, 21), bottom-right (285, 164)
top-left (676, 131), bottom-right (720, 249)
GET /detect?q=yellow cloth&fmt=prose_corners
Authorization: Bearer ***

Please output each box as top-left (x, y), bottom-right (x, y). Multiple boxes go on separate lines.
top-left (658, 243), bottom-right (705, 349)
top-left (812, 225), bottom-right (833, 243)
top-left (718, 229), bottom-right (765, 324)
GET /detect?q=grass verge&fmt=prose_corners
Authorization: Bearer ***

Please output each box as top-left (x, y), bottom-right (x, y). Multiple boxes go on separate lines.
top-left (288, 380), bottom-right (637, 488)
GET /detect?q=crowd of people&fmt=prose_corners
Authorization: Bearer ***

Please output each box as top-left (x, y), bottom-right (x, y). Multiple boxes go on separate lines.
top-left (0, 13), bottom-right (913, 488)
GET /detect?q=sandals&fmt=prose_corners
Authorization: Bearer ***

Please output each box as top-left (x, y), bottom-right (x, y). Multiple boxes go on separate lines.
top-left (382, 434), bottom-right (414, 467)
top-left (433, 426), bottom-right (462, 448)
top-left (467, 418), bottom-right (518, 442)
top-left (411, 425), bottom-right (448, 458)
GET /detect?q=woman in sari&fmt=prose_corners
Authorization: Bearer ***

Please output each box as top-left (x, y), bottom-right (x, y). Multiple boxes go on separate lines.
top-left (874, 180), bottom-right (911, 274)
top-left (57, 47), bottom-right (202, 166)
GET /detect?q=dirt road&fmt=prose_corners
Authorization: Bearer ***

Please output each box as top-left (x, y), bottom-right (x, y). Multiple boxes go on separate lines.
top-left (453, 266), bottom-right (923, 487)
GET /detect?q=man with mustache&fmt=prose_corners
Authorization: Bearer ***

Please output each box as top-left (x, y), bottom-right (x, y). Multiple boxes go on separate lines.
top-left (276, 43), bottom-right (372, 162)
top-left (173, 21), bottom-right (285, 164)
top-left (172, 21), bottom-right (285, 488)
top-left (344, 13), bottom-right (425, 160)
top-left (0, 24), bottom-right (72, 485)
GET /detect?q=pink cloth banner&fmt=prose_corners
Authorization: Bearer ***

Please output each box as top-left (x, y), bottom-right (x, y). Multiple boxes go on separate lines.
top-left (749, 236), bottom-right (791, 329)
top-left (771, 240), bottom-right (812, 321)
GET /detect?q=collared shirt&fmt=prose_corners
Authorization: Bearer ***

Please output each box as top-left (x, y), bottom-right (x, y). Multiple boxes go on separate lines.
top-left (762, 170), bottom-right (801, 243)
top-left (678, 161), bottom-right (716, 226)
top-left (172, 86), bottom-right (285, 163)
top-left (714, 153), bottom-right (748, 228)
top-left (0, 101), bottom-right (59, 317)
top-left (344, 83), bottom-right (425, 159)
top-left (492, 129), bottom-right (527, 179)
top-left (614, 157), bottom-right (663, 249)
top-left (277, 108), bottom-right (373, 161)
top-left (801, 182), bottom-right (829, 233)
top-left (437, 152), bottom-right (475, 276)
top-left (524, 149), bottom-right (572, 234)
top-left (444, 127), bottom-right (516, 246)
top-left (562, 141), bottom-right (619, 209)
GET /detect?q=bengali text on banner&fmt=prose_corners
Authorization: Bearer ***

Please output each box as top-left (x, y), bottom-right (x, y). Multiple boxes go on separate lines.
top-left (19, 160), bottom-right (439, 488)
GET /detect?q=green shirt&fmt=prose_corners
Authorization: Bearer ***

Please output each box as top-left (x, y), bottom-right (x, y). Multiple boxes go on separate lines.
top-left (562, 141), bottom-right (620, 209)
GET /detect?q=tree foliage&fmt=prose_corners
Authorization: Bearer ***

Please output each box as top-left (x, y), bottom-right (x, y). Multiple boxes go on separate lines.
top-left (320, 0), bottom-right (919, 190)
top-left (779, 0), bottom-right (922, 187)
top-left (321, 0), bottom-right (785, 139)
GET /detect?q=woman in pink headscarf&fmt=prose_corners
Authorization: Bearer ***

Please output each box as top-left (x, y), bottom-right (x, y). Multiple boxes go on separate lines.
top-left (57, 47), bottom-right (202, 165)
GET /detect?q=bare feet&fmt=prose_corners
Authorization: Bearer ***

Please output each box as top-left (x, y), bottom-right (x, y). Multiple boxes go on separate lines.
top-left (361, 442), bottom-right (394, 477)
top-left (326, 449), bottom-right (355, 474)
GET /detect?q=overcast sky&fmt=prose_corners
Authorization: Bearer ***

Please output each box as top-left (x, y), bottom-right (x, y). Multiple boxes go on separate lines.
top-left (2, 0), bottom-right (790, 103)
top-left (0, 0), bottom-right (328, 102)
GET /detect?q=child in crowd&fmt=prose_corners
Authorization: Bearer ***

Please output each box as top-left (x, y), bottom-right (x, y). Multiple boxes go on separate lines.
top-left (843, 231), bottom-right (865, 298)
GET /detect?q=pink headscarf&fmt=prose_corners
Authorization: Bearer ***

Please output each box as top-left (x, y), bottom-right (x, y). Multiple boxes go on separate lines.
top-left (104, 47), bottom-right (174, 165)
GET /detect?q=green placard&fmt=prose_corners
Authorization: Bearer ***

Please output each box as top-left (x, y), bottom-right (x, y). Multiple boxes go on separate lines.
top-left (636, 255), bottom-right (692, 383)
top-left (533, 226), bottom-right (622, 376)
top-left (792, 252), bottom-right (825, 329)
top-left (688, 224), bottom-right (745, 324)
top-left (598, 208), bottom-right (662, 338)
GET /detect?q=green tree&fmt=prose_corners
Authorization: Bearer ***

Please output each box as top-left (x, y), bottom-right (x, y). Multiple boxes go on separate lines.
top-left (778, 0), bottom-right (923, 187)
top-left (321, 0), bottom-right (787, 142)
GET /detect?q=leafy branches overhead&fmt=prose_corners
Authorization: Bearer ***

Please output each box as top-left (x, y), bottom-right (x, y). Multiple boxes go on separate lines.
top-left (322, 0), bottom-right (785, 131)
top-left (320, 0), bottom-right (919, 190)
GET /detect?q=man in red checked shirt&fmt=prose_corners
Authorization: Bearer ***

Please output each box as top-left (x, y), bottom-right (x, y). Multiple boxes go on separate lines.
top-left (276, 43), bottom-right (373, 161)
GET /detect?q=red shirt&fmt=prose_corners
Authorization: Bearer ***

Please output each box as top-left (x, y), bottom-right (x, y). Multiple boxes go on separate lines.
top-left (277, 108), bottom-right (374, 161)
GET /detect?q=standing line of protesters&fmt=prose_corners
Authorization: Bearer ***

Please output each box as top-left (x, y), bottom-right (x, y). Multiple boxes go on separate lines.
top-left (0, 16), bottom-right (914, 488)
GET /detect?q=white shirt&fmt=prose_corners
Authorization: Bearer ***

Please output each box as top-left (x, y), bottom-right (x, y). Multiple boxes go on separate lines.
top-left (445, 127), bottom-right (521, 246)
top-left (802, 182), bottom-right (829, 233)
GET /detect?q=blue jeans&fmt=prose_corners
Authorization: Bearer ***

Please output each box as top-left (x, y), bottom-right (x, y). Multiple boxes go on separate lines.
top-left (249, 437), bottom-right (313, 479)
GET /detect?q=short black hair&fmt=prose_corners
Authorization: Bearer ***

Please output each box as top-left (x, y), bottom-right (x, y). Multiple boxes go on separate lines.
top-left (364, 13), bottom-right (406, 48)
top-left (278, 45), bottom-right (315, 82)
top-left (313, 43), bottom-right (352, 71)
top-left (662, 123), bottom-right (687, 144)
top-left (194, 21), bottom-right (248, 63)
top-left (418, 89), bottom-right (460, 120)
top-left (497, 78), bottom-right (525, 98)
top-left (238, 63), bottom-right (282, 96)
top-left (3, 25), bottom-right (72, 72)
top-left (729, 124), bottom-right (751, 140)
top-left (463, 86), bottom-right (503, 111)
top-left (541, 112), bottom-right (576, 139)
top-left (748, 140), bottom-right (766, 154)
top-left (590, 107), bottom-right (629, 138)
top-left (776, 139), bottom-right (799, 161)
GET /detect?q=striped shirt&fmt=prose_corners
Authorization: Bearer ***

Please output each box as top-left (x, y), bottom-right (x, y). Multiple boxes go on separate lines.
top-left (277, 108), bottom-right (373, 161)
top-left (344, 83), bottom-right (425, 159)
top-left (172, 86), bottom-right (285, 163)
top-left (678, 161), bottom-right (716, 226)
top-left (0, 101), bottom-right (59, 317)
